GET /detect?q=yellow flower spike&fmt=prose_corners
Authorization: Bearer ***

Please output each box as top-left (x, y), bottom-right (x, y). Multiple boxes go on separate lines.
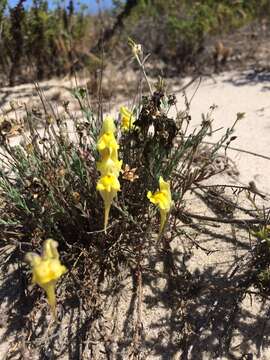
top-left (96, 174), bottom-right (120, 233)
top-left (97, 156), bottom-right (122, 177)
top-left (25, 239), bottom-right (67, 318)
top-left (96, 115), bottom-right (122, 232)
top-left (97, 132), bottom-right (119, 156)
top-left (147, 177), bottom-right (172, 234)
top-left (100, 115), bottom-right (116, 135)
top-left (120, 106), bottom-right (135, 131)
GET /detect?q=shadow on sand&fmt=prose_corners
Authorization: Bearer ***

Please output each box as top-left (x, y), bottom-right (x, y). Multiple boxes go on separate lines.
top-left (223, 68), bottom-right (270, 92)
top-left (0, 199), bottom-right (270, 359)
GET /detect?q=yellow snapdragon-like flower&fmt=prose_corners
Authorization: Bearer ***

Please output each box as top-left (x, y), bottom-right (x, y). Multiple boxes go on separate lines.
top-left (97, 133), bottom-right (119, 157)
top-left (97, 116), bottom-right (119, 160)
top-left (120, 106), bottom-right (135, 131)
top-left (25, 239), bottom-right (67, 317)
top-left (100, 115), bottom-right (116, 135)
top-left (147, 176), bottom-right (172, 234)
top-left (97, 174), bottom-right (120, 233)
top-left (96, 116), bottom-right (122, 233)
top-left (97, 156), bottom-right (122, 177)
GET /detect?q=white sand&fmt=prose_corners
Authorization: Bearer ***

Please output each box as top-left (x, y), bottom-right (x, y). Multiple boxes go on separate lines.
top-left (174, 71), bottom-right (270, 195)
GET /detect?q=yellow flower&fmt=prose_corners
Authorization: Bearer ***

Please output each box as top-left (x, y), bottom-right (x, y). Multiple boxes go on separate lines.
top-left (97, 132), bottom-right (119, 158)
top-left (97, 156), bottom-right (122, 177)
top-left (25, 239), bottom-right (67, 317)
top-left (120, 106), bottom-right (135, 131)
top-left (97, 174), bottom-right (120, 233)
top-left (147, 177), bottom-right (172, 233)
top-left (100, 115), bottom-right (116, 135)
top-left (96, 115), bottom-right (122, 232)
top-left (97, 116), bottom-right (118, 158)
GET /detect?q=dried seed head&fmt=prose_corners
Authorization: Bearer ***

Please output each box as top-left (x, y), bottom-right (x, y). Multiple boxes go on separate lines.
top-left (122, 164), bottom-right (139, 182)
top-left (25, 143), bottom-right (34, 154)
top-left (58, 167), bottom-right (66, 177)
top-left (71, 191), bottom-right (81, 204)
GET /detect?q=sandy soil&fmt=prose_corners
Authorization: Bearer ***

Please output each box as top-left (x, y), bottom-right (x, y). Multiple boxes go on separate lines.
top-left (0, 70), bottom-right (270, 359)
top-left (173, 70), bottom-right (270, 195)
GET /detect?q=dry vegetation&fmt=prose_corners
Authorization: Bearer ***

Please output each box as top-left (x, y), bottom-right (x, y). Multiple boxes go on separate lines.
top-left (0, 41), bottom-right (269, 359)
top-left (1, 1), bottom-right (270, 359)
top-left (1, 0), bottom-right (270, 86)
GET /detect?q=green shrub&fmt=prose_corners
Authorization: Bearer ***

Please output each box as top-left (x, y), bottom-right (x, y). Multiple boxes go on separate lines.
top-left (120, 0), bottom-right (270, 71)
top-left (0, 0), bottom-right (97, 84)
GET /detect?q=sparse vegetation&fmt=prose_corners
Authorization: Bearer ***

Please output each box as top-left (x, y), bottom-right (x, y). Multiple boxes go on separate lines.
top-left (0, 0), bottom-right (270, 357)
top-left (0, 0), bottom-right (100, 84)
top-left (120, 0), bottom-right (270, 72)
top-left (0, 0), bottom-right (270, 84)
top-left (0, 42), bottom-right (269, 358)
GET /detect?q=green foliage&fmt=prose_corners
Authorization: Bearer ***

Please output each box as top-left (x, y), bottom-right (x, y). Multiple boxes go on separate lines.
top-left (1, 0), bottom-right (270, 83)
top-left (123, 0), bottom-right (270, 70)
top-left (253, 226), bottom-right (270, 292)
top-left (0, 0), bottom-right (7, 20)
top-left (0, 0), bottom-right (97, 84)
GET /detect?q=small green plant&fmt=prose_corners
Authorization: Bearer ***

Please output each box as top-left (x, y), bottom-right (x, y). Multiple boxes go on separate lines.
top-left (252, 225), bottom-right (270, 292)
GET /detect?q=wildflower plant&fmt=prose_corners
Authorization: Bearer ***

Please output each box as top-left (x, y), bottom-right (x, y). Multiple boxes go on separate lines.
top-left (120, 106), bottom-right (135, 132)
top-left (0, 44), bottom-right (240, 300)
top-left (96, 115), bottom-right (122, 232)
top-left (0, 39), bottom-right (267, 357)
